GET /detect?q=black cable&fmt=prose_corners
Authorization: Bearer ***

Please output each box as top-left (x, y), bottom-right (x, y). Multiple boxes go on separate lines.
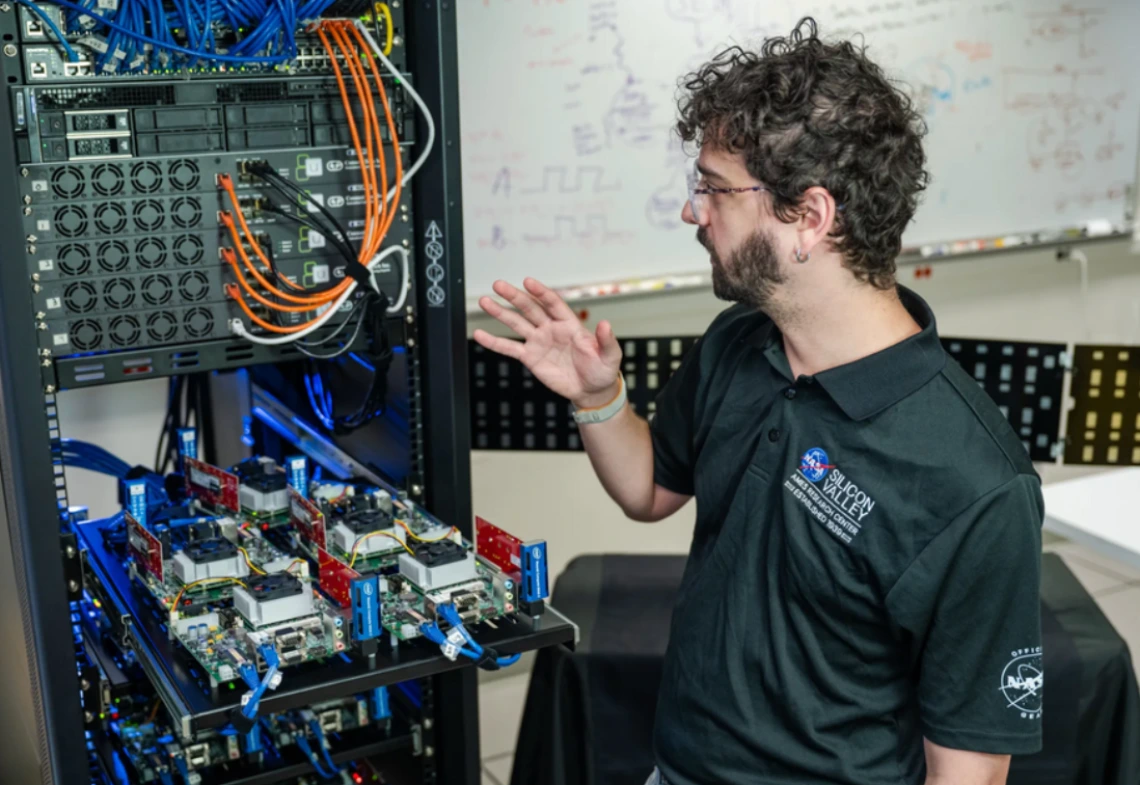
top-left (250, 165), bottom-right (354, 250)
top-left (258, 200), bottom-right (359, 276)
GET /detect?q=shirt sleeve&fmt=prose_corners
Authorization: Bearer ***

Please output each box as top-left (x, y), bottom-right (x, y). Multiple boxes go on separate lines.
top-left (648, 336), bottom-right (703, 496)
top-left (885, 473), bottom-right (1045, 754)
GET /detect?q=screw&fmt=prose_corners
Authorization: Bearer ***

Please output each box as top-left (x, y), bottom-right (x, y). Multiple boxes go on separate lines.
top-left (20, 168), bottom-right (28, 177)
top-left (80, 679), bottom-right (90, 691)
top-left (41, 359), bottom-right (51, 368)
top-left (35, 311), bottom-right (45, 320)
top-left (0, 4), bottom-right (11, 12)
top-left (392, 0), bottom-right (400, 7)
top-left (31, 273), bottom-right (40, 282)
top-left (393, 36), bottom-right (404, 48)
top-left (405, 313), bottom-right (414, 324)
top-left (27, 245), bottom-right (36, 254)
top-left (411, 484), bottom-right (423, 496)
top-left (66, 545), bottom-right (76, 558)
top-left (32, 284), bottom-right (41, 293)
top-left (40, 349), bottom-right (50, 358)
top-left (401, 214), bottom-right (409, 223)
top-left (84, 712), bottom-right (94, 724)
top-left (67, 579), bottom-right (79, 592)
top-left (423, 718), bottom-right (432, 729)
top-left (22, 196), bottom-right (31, 205)
top-left (407, 337), bottom-right (416, 348)
top-left (402, 239), bottom-right (410, 248)
top-left (3, 45), bottom-right (15, 58)
top-left (23, 208), bottom-right (31, 216)
top-left (36, 322), bottom-right (47, 330)
top-left (423, 745), bottom-right (434, 758)
top-left (27, 235), bottom-right (37, 243)
top-left (46, 384), bottom-right (56, 394)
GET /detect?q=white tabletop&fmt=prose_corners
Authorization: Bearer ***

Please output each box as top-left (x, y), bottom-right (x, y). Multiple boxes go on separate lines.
top-left (1042, 468), bottom-right (1140, 573)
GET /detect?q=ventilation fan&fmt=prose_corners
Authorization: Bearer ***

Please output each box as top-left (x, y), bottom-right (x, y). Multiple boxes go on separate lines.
top-left (50, 166), bottom-right (85, 199)
top-left (182, 307), bottom-right (214, 339)
top-left (69, 319), bottom-right (102, 351)
top-left (102, 277), bottom-right (135, 310)
top-left (91, 163), bottom-right (125, 197)
top-left (142, 274), bottom-right (173, 306)
top-left (63, 282), bottom-right (97, 314)
top-left (173, 234), bottom-right (205, 266)
top-left (133, 199), bottom-right (165, 232)
top-left (135, 237), bottom-right (167, 269)
top-left (168, 159), bottom-right (200, 192)
top-left (108, 315), bottom-right (141, 347)
top-left (54, 205), bottom-right (88, 238)
top-left (95, 203), bottom-right (127, 234)
top-left (146, 311), bottom-right (178, 342)
top-left (178, 271), bottom-right (209, 302)
top-left (58, 244), bottom-right (92, 276)
top-left (130, 161), bottom-right (162, 194)
top-left (97, 240), bottom-right (130, 272)
top-left (171, 197), bottom-right (202, 228)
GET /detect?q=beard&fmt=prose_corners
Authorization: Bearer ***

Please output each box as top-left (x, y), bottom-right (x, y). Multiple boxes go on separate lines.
top-left (698, 226), bottom-right (785, 312)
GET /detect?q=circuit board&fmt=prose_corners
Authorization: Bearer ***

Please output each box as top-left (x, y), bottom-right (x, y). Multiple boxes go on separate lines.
top-left (381, 566), bottom-right (510, 642)
top-left (174, 595), bottom-right (346, 685)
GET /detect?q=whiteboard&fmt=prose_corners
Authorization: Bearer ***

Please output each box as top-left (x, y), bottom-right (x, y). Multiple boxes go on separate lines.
top-left (456, 0), bottom-right (1140, 302)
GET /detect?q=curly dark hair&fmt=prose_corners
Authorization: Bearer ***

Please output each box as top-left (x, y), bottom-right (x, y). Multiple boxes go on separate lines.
top-left (676, 17), bottom-right (928, 289)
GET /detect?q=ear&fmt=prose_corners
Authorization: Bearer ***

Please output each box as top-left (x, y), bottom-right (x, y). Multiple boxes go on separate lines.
top-left (794, 186), bottom-right (838, 257)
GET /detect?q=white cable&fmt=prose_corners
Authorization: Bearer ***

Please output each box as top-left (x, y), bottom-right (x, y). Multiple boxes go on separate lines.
top-left (229, 246), bottom-right (408, 345)
top-left (354, 20), bottom-right (437, 200)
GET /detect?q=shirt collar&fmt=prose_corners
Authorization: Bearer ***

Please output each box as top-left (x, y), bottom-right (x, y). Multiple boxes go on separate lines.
top-left (750, 286), bottom-right (946, 421)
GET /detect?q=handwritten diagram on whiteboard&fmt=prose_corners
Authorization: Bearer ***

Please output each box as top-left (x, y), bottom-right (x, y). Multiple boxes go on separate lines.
top-left (457, 0), bottom-right (1140, 301)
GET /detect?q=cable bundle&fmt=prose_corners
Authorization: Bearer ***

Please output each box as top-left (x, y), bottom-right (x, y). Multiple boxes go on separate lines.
top-left (60, 438), bottom-right (170, 516)
top-left (221, 19), bottom-right (432, 350)
top-left (422, 604), bottom-right (522, 671)
top-left (19, 0), bottom-right (339, 69)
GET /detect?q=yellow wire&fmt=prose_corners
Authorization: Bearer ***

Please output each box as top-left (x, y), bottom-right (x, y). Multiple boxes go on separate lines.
top-left (376, 3), bottom-right (393, 56)
top-left (397, 519), bottom-right (456, 544)
top-left (238, 547), bottom-right (267, 575)
top-left (170, 577), bottom-right (248, 613)
top-left (348, 530), bottom-right (413, 568)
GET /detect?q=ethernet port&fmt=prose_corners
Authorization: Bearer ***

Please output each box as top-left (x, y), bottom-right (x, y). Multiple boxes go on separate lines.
top-left (63, 61), bottom-right (93, 77)
top-left (28, 61), bottom-right (48, 80)
top-left (25, 18), bottom-right (44, 38)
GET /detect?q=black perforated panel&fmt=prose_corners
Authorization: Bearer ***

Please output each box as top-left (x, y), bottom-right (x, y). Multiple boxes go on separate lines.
top-left (941, 338), bottom-right (1067, 462)
top-left (471, 335), bottom-right (1068, 461)
top-left (1064, 344), bottom-right (1140, 466)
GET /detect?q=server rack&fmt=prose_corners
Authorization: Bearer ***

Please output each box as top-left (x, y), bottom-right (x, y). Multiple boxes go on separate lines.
top-left (0, 4), bottom-right (575, 784)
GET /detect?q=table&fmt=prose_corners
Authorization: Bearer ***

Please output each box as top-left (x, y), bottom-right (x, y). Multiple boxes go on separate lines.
top-left (510, 554), bottom-right (1140, 785)
top-left (1043, 468), bottom-right (1140, 573)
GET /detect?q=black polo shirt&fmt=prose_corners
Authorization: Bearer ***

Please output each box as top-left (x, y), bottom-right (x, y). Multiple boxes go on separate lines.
top-left (650, 287), bottom-right (1044, 785)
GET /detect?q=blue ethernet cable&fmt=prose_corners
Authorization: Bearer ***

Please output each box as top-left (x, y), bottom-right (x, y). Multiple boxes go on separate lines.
top-left (296, 734), bottom-right (336, 780)
top-left (308, 717), bottom-right (341, 775)
top-left (36, 0), bottom-right (295, 63)
top-left (438, 605), bottom-right (523, 668)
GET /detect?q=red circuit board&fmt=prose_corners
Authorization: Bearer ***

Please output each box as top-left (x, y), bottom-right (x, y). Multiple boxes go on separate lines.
top-left (290, 488), bottom-right (327, 549)
top-left (318, 547), bottom-right (359, 608)
top-left (184, 457), bottom-right (240, 512)
top-left (126, 513), bottom-right (164, 582)
top-left (476, 517), bottom-right (522, 577)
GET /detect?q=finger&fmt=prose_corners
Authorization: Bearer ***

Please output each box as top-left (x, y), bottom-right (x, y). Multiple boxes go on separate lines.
top-left (493, 280), bottom-right (549, 327)
top-left (472, 328), bottom-right (525, 360)
top-left (479, 296), bottom-right (535, 338)
top-left (596, 320), bottom-right (623, 366)
top-left (523, 277), bottom-right (578, 322)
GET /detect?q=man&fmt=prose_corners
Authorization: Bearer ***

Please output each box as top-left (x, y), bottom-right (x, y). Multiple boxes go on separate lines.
top-left (474, 17), bottom-right (1044, 785)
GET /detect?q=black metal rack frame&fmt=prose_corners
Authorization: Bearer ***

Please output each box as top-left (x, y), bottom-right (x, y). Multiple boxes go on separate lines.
top-left (0, 4), bottom-right (573, 785)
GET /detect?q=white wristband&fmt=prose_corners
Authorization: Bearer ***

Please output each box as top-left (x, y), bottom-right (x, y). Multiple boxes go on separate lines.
top-left (573, 375), bottom-right (627, 425)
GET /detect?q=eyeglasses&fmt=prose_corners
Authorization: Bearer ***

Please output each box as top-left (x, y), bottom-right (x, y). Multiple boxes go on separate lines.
top-left (685, 160), bottom-right (770, 222)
